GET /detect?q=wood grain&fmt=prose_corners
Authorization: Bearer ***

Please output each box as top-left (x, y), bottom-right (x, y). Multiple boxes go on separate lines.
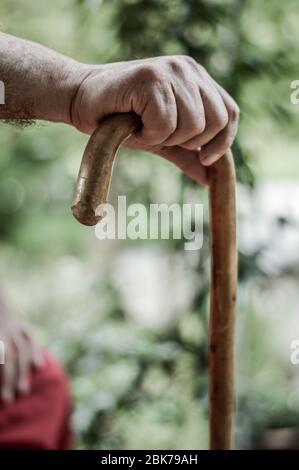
top-left (208, 150), bottom-right (237, 450)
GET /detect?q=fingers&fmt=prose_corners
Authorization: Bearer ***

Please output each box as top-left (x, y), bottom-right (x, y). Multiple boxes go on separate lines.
top-left (13, 333), bottom-right (31, 395)
top-left (14, 327), bottom-right (44, 396)
top-left (153, 146), bottom-right (208, 186)
top-left (134, 75), bottom-right (178, 146)
top-left (180, 82), bottom-right (228, 150)
top-left (77, 55), bottom-right (239, 176)
top-left (78, 55), bottom-right (239, 180)
top-left (21, 324), bottom-right (44, 369)
top-left (198, 83), bottom-right (239, 166)
top-left (134, 59), bottom-right (206, 147)
top-left (132, 57), bottom-right (239, 165)
top-left (0, 343), bottom-right (16, 403)
top-left (0, 325), bottom-right (44, 404)
top-left (160, 83), bottom-right (206, 147)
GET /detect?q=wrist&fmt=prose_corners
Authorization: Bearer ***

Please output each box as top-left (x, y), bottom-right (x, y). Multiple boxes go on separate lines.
top-left (69, 63), bottom-right (106, 133)
top-left (43, 59), bottom-right (87, 126)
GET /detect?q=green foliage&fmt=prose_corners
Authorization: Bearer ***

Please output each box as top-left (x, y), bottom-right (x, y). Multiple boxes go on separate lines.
top-left (0, 0), bottom-right (299, 450)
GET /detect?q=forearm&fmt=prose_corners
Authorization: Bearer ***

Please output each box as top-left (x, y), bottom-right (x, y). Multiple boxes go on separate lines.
top-left (0, 32), bottom-right (83, 124)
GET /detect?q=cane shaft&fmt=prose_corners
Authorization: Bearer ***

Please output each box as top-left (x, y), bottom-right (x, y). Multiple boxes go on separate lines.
top-left (208, 151), bottom-right (237, 450)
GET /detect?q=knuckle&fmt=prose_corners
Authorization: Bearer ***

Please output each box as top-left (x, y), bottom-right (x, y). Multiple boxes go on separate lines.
top-left (138, 63), bottom-right (161, 83)
top-left (193, 119), bottom-right (206, 134)
top-left (196, 62), bottom-right (207, 78)
top-left (186, 108), bottom-right (206, 136)
top-left (215, 110), bottom-right (229, 131)
top-left (167, 56), bottom-right (185, 74)
top-left (149, 120), bottom-right (175, 142)
top-left (230, 103), bottom-right (240, 122)
top-left (182, 55), bottom-right (198, 67)
top-left (151, 108), bottom-right (176, 135)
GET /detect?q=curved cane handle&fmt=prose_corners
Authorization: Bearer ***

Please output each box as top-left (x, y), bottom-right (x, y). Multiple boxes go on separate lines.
top-left (72, 113), bottom-right (141, 226)
top-left (72, 112), bottom-right (237, 450)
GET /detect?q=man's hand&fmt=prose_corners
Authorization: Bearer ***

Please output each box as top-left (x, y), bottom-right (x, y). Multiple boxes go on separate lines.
top-left (71, 56), bottom-right (239, 185)
top-left (0, 298), bottom-right (43, 404)
top-left (0, 33), bottom-right (239, 185)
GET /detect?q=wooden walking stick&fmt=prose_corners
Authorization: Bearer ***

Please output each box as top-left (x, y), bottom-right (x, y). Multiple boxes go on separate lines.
top-left (72, 112), bottom-right (237, 450)
top-left (208, 150), bottom-right (237, 449)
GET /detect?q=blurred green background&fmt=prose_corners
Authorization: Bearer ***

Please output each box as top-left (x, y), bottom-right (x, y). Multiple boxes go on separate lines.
top-left (1, 0), bottom-right (299, 450)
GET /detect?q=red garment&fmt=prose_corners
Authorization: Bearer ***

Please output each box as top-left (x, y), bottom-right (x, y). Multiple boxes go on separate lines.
top-left (0, 353), bottom-right (73, 449)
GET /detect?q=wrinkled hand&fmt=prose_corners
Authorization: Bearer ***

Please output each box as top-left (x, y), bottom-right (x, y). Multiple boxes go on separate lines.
top-left (0, 306), bottom-right (43, 404)
top-left (71, 56), bottom-right (239, 185)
